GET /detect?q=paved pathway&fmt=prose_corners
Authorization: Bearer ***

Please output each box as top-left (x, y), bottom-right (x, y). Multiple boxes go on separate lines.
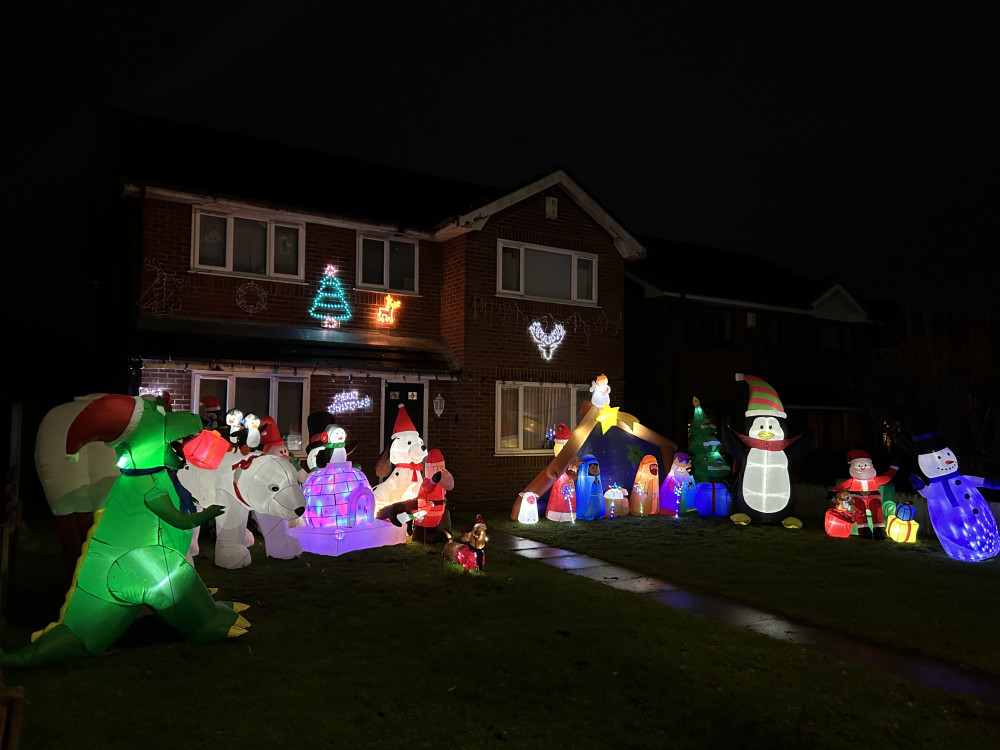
top-left (489, 529), bottom-right (1000, 707)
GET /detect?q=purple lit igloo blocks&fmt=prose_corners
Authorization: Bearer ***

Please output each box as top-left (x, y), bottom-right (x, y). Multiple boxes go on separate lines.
top-left (288, 462), bottom-right (405, 556)
top-left (302, 464), bottom-right (374, 528)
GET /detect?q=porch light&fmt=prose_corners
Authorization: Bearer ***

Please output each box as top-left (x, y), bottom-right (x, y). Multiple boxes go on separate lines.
top-left (433, 393), bottom-right (445, 417)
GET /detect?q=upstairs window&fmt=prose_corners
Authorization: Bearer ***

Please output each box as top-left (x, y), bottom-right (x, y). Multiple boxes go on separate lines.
top-left (357, 236), bottom-right (418, 294)
top-left (193, 209), bottom-right (304, 280)
top-left (497, 240), bottom-right (597, 304)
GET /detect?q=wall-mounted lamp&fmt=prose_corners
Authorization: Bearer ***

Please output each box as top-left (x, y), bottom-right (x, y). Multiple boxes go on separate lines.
top-left (433, 393), bottom-right (445, 418)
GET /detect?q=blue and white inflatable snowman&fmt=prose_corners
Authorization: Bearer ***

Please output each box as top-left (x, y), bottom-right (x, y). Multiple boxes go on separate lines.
top-left (907, 416), bottom-right (1000, 563)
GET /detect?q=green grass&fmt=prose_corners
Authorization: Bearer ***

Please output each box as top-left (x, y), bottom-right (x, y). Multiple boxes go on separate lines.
top-left (2, 501), bottom-right (999, 750)
top-left (473, 500), bottom-right (1000, 677)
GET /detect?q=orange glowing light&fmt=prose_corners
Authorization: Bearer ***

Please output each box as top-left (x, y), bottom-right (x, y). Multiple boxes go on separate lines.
top-left (376, 294), bottom-right (402, 324)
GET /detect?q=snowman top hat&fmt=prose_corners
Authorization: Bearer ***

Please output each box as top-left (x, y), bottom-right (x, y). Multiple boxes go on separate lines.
top-left (736, 373), bottom-right (786, 419)
top-left (906, 414), bottom-right (948, 454)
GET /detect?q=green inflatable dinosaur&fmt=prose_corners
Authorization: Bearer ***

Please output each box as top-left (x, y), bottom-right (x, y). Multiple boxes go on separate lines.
top-left (1, 393), bottom-right (249, 668)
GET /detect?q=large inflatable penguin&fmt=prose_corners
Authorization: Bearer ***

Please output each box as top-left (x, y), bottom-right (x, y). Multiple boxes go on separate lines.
top-left (723, 373), bottom-right (808, 526)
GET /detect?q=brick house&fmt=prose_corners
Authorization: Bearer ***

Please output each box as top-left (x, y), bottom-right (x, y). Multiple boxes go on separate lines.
top-left (113, 114), bottom-right (643, 503)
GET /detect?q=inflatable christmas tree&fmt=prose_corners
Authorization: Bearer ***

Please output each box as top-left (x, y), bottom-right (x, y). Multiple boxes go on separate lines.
top-left (687, 397), bottom-right (731, 484)
top-left (688, 396), bottom-right (734, 517)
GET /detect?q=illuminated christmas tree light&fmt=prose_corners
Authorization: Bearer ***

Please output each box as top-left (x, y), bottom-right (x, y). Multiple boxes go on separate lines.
top-left (309, 265), bottom-right (353, 328)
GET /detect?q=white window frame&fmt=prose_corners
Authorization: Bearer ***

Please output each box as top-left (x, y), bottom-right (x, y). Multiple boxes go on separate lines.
top-left (495, 381), bottom-right (590, 456)
top-left (356, 234), bottom-right (420, 295)
top-left (192, 371), bottom-right (310, 453)
top-left (496, 239), bottom-right (598, 305)
top-left (192, 207), bottom-right (306, 281)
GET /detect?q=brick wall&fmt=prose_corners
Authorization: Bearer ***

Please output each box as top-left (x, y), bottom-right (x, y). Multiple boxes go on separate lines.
top-left (440, 186), bottom-right (629, 503)
top-left (138, 186), bottom-right (631, 508)
top-left (139, 200), bottom-right (443, 335)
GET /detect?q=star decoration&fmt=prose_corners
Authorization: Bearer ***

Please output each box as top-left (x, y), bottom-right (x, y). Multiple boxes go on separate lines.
top-left (596, 404), bottom-right (620, 434)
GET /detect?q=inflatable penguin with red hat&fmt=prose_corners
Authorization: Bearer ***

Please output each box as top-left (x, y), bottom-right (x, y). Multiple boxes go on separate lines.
top-left (723, 373), bottom-right (810, 526)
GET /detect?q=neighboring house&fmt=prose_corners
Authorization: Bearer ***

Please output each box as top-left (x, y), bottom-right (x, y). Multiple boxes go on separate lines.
top-left (112, 113), bottom-right (643, 502)
top-left (622, 235), bottom-right (892, 481)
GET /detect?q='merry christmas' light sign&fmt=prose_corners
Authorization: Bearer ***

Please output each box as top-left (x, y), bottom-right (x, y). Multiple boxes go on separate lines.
top-left (329, 390), bottom-right (373, 414)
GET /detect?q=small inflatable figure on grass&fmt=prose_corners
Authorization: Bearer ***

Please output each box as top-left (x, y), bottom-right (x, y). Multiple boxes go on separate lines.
top-left (830, 450), bottom-right (898, 540)
top-left (515, 491), bottom-right (539, 524)
top-left (659, 452), bottom-right (694, 516)
top-left (547, 458), bottom-right (580, 522)
top-left (443, 515), bottom-right (488, 572)
top-left (411, 449), bottom-right (454, 542)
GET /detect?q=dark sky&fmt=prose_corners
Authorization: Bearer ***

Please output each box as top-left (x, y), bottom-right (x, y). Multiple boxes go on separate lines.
top-left (14, 2), bottom-right (998, 299)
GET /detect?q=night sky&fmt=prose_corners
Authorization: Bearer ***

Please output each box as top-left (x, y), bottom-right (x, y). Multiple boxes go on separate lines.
top-left (13, 3), bottom-right (997, 300)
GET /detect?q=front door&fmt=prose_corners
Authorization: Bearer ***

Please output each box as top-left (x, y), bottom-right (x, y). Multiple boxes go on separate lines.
top-left (382, 381), bottom-right (426, 451)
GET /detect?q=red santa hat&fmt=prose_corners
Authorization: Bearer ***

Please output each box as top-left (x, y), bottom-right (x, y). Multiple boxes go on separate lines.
top-left (471, 513), bottom-right (487, 531)
top-left (846, 449), bottom-right (871, 464)
top-left (65, 394), bottom-right (144, 457)
top-left (426, 448), bottom-right (444, 464)
top-left (391, 404), bottom-right (418, 438)
top-left (554, 423), bottom-right (571, 443)
top-left (201, 395), bottom-right (221, 411)
top-left (258, 415), bottom-right (284, 447)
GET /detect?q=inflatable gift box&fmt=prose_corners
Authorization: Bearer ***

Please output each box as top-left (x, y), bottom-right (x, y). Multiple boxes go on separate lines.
top-left (886, 514), bottom-right (919, 543)
top-left (825, 508), bottom-right (855, 538)
top-left (694, 482), bottom-right (731, 517)
top-left (182, 430), bottom-right (231, 470)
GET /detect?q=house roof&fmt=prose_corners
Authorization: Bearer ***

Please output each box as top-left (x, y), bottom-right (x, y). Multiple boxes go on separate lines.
top-left (441, 169), bottom-right (645, 258)
top-left (106, 109), bottom-right (642, 257)
top-left (106, 109), bottom-right (506, 232)
top-left (626, 234), bottom-right (871, 320)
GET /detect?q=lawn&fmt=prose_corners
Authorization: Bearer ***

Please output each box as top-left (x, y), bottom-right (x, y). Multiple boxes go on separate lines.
top-left (473, 499), bottom-right (1000, 677)
top-left (2, 499), bottom-right (999, 750)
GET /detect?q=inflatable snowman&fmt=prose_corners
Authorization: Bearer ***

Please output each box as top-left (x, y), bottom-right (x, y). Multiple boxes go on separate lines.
top-left (907, 417), bottom-right (1000, 562)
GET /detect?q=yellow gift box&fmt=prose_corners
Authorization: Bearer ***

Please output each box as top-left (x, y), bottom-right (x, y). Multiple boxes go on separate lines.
top-left (886, 514), bottom-right (919, 544)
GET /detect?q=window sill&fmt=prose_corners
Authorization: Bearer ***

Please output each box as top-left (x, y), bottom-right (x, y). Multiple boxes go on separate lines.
top-left (495, 291), bottom-right (598, 308)
top-left (189, 268), bottom-right (307, 285)
top-left (355, 285), bottom-right (421, 298)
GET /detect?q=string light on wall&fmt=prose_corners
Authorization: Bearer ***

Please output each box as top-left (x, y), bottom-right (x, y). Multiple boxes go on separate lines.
top-left (528, 320), bottom-right (566, 361)
top-left (136, 359), bottom-right (458, 385)
top-left (376, 294), bottom-right (402, 324)
top-left (329, 390), bottom-right (374, 414)
top-left (308, 264), bottom-right (353, 329)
